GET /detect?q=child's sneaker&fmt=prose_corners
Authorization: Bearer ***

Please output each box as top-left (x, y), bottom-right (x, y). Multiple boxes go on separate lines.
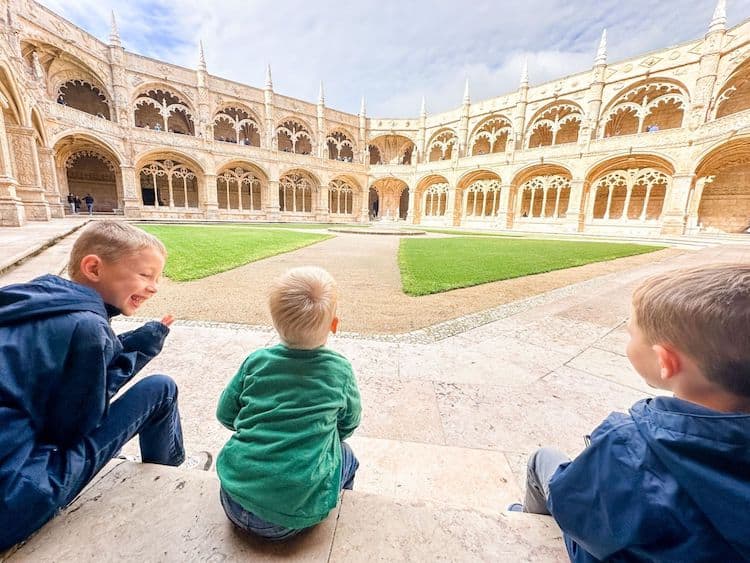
top-left (507, 503), bottom-right (524, 512)
top-left (182, 451), bottom-right (213, 471)
top-left (115, 453), bottom-right (141, 463)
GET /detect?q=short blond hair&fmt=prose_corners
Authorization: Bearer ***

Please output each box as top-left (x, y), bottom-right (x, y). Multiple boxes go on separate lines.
top-left (632, 264), bottom-right (750, 397)
top-left (269, 266), bottom-right (338, 349)
top-left (68, 221), bottom-right (166, 278)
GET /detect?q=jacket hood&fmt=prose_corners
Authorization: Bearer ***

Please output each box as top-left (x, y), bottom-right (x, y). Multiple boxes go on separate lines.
top-left (631, 396), bottom-right (750, 558)
top-left (0, 274), bottom-right (108, 324)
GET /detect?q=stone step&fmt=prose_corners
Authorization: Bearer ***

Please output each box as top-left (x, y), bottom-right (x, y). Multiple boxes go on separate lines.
top-left (4, 461), bottom-right (566, 562)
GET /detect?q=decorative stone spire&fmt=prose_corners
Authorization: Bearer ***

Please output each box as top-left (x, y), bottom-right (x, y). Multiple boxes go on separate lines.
top-left (709, 0), bottom-right (727, 33)
top-left (520, 58), bottom-right (529, 88)
top-left (359, 96), bottom-right (366, 116)
top-left (198, 40), bottom-right (206, 72)
top-left (318, 81), bottom-right (325, 105)
top-left (595, 29), bottom-right (607, 66)
top-left (265, 64), bottom-right (273, 90)
top-left (420, 96), bottom-right (426, 117)
top-left (109, 10), bottom-right (121, 46)
top-left (463, 78), bottom-right (470, 104)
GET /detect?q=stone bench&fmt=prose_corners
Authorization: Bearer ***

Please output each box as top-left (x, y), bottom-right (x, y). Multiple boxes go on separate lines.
top-left (3, 461), bottom-right (567, 562)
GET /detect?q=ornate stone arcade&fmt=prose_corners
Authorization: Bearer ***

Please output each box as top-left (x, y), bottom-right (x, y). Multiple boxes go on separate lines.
top-left (1, 0), bottom-right (749, 237)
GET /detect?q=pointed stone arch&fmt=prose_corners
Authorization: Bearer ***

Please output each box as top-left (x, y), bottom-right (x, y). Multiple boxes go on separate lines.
top-left (414, 174), bottom-right (450, 224)
top-left (133, 86), bottom-right (195, 135)
top-left (714, 59), bottom-right (750, 119)
top-left (328, 175), bottom-right (361, 215)
top-left (135, 150), bottom-right (203, 209)
top-left (326, 129), bottom-right (356, 161)
top-left (527, 101), bottom-right (583, 148)
top-left (278, 169), bottom-right (319, 214)
top-left (276, 118), bottom-right (314, 155)
top-left (368, 135), bottom-right (414, 165)
top-left (213, 105), bottom-right (261, 146)
top-left (689, 137), bottom-right (750, 233)
top-left (54, 134), bottom-right (123, 214)
top-left (426, 128), bottom-right (458, 161)
top-left (456, 170), bottom-right (503, 225)
top-left (601, 78), bottom-right (688, 137)
top-left (509, 165), bottom-right (572, 225)
top-left (216, 161), bottom-right (267, 212)
top-left (469, 115), bottom-right (512, 155)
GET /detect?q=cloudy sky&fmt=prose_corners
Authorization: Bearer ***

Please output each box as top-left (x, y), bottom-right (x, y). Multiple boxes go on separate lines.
top-left (39, 0), bottom-right (750, 117)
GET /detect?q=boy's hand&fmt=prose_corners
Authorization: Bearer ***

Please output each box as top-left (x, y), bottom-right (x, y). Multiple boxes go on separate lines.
top-left (160, 314), bottom-right (175, 327)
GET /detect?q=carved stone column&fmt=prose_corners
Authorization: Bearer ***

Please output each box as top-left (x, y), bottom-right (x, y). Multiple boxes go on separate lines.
top-left (446, 186), bottom-right (459, 226)
top-left (406, 183), bottom-right (416, 224)
top-left (316, 182), bottom-right (330, 222)
top-left (660, 173), bottom-right (694, 235)
top-left (563, 179), bottom-right (587, 233)
top-left (38, 146), bottom-right (64, 218)
top-left (8, 126), bottom-right (50, 221)
top-left (685, 176), bottom-right (713, 233)
top-left (494, 183), bottom-right (513, 229)
top-left (265, 179), bottom-right (281, 220)
top-left (203, 173), bottom-right (219, 219)
top-left (0, 104), bottom-right (25, 226)
top-left (120, 165), bottom-right (142, 218)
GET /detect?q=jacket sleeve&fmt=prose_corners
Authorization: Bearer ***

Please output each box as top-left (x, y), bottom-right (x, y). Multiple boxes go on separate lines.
top-left (337, 363), bottom-right (361, 440)
top-left (45, 319), bottom-right (111, 446)
top-left (546, 421), bottom-right (679, 561)
top-left (116, 321), bottom-right (169, 374)
top-left (216, 359), bottom-right (249, 431)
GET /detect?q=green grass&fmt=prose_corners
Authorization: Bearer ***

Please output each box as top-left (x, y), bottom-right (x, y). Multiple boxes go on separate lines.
top-left (416, 227), bottom-right (522, 237)
top-left (140, 225), bottom-right (332, 281)
top-left (398, 237), bottom-right (664, 296)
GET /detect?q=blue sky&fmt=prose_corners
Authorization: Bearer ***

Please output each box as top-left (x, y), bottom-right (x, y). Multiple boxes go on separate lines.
top-left (39, 0), bottom-right (750, 117)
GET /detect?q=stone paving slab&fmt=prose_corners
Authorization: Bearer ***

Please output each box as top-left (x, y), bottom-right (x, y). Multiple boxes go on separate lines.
top-left (0, 218), bottom-right (89, 276)
top-left (6, 461), bottom-right (566, 563)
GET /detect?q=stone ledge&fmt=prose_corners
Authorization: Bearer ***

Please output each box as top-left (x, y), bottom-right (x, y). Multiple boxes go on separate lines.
top-left (0, 221), bottom-right (89, 276)
top-left (5, 461), bottom-right (566, 562)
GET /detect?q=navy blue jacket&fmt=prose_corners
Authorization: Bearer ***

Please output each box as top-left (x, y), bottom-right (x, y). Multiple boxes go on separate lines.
top-left (548, 397), bottom-right (750, 562)
top-left (0, 275), bottom-right (168, 547)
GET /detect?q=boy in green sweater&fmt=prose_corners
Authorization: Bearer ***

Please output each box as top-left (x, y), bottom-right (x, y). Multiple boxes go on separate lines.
top-left (216, 266), bottom-right (361, 541)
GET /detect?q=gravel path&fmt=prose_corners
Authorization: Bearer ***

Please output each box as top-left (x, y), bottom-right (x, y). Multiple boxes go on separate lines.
top-left (138, 232), bottom-right (683, 334)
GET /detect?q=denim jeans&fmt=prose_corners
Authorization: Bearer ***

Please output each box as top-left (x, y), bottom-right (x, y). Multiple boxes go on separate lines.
top-left (2, 375), bottom-right (184, 550)
top-left (523, 447), bottom-right (571, 515)
top-left (220, 441), bottom-right (359, 542)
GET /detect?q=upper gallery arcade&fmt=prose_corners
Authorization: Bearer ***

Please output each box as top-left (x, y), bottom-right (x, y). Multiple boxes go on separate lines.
top-left (1, 0), bottom-right (750, 236)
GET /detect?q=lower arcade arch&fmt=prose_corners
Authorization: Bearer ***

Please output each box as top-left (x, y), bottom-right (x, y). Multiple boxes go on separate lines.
top-left (216, 164), bottom-right (265, 212)
top-left (692, 139), bottom-right (750, 233)
top-left (279, 170), bottom-right (318, 214)
top-left (413, 175), bottom-right (449, 224)
top-left (328, 177), bottom-right (360, 215)
top-left (138, 157), bottom-right (200, 208)
top-left (457, 170), bottom-right (503, 224)
top-left (370, 178), bottom-right (408, 220)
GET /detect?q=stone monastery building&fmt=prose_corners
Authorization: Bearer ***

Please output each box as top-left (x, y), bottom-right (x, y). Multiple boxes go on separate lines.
top-left (1, 0), bottom-right (749, 236)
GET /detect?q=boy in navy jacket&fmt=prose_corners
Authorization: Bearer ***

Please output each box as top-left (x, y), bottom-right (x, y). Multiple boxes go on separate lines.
top-left (513, 264), bottom-right (750, 562)
top-left (0, 221), bottom-right (185, 550)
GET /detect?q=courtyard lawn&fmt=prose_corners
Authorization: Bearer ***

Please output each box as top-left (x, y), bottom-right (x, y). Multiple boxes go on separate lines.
top-left (140, 225), bottom-right (332, 281)
top-left (398, 237), bottom-right (663, 296)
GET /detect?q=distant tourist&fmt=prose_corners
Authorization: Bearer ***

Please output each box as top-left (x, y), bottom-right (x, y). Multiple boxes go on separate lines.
top-left (84, 193), bottom-right (94, 215)
top-left (216, 267), bottom-right (360, 541)
top-left (74, 195), bottom-right (82, 213)
top-left (0, 221), bottom-right (191, 551)
top-left (67, 192), bottom-right (76, 214)
top-left (509, 265), bottom-right (750, 562)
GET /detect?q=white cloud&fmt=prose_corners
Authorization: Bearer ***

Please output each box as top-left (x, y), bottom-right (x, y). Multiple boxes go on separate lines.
top-left (39, 0), bottom-right (750, 116)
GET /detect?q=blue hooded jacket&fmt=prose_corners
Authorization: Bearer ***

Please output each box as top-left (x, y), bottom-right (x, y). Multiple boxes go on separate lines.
top-left (0, 275), bottom-right (168, 548)
top-left (548, 396), bottom-right (750, 562)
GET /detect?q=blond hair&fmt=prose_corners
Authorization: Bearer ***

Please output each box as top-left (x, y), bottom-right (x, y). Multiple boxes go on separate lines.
top-left (68, 221), bottom-right (166, 278)
top-left (269, 266), bottom-right (338, 349)
top-left (632, 264), bottom-right (750, 397)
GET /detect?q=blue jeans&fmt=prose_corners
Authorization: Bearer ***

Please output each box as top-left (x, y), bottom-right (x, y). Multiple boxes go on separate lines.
top-left (220, 441), bottom-right (359, 542)
top-left (86, 203), bottom-right (93, 214)
top-left (524, 447), bottom-right (571, 515)
top-left (2, 375), bottom-right (185, 550)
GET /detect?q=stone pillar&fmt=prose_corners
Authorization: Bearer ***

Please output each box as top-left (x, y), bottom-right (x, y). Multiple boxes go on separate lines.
top-left (685, 176), bottom-right (713, 233)
top-left (406, 184), bottom-right (417, 224)
top-left (9, 126), bottom-right (50, 221)
top-left (494, 183), bottom-right (513, 229)
top-left (446, 186), bottom-right (459, 226)
top-left (120, 165), bottom-right (142, 218)
top-left (266, 179), bottom-right (281, 220)
top-left (203, 173), bottom-right (219, 219)
top-left (0, 102), bottom-right (25, 225)
top-left (563, 179), bottom-right (586, 232)
top-left (660, 173), bottom-right (695, 235)
top-left (38, 146), bottom-right (64, 218)
top-left (316, 182), bottom-right (330, 222)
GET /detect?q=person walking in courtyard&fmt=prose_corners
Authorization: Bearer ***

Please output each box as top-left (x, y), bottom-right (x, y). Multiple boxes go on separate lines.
top-left (216, 266), bottom-right (361, 541)
top-left (0, 221), bottom-right (189, 551)
top-left (67, 192), bottom-right (76, 214)
top-left (84, 193), bottom-right (94, 215)
top-left (74, 195), bottom-right (81, 213)
top-left (510, 264), bottom-right (750, 561)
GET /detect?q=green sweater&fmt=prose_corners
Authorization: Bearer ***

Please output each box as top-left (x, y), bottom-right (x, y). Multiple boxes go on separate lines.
top-left (216, 344), bottom-right (361, 529)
